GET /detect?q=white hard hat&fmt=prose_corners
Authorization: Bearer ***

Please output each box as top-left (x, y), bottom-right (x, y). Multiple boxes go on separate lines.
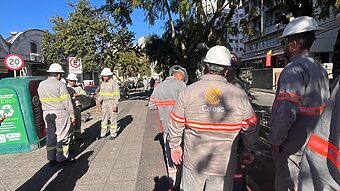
top-left (203, 45), bottom-right (231, 66)
top-left (100, 68), bottom-right (113, 76)
top-left (66, 73), bottom-right (78, 81)
top-left (47, 63), bottom-right (64, 73)
top-left (280, 16), bottom-right (324, 38)
top-left (169, 65), bottom-right (188, 84)
top-left (60, 78), bottom-right (67, 84)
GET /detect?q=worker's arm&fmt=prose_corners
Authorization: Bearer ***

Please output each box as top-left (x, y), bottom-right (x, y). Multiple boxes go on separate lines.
top-left (240, 97), bottom-right (259, 151)
top-left (113, 81), bottom-right (120, 112)
top-left (60, 83), bottom-right (75, 120)
top-left (148, 91), bottom-right (157, 110)
top-left (168, 90), bottom-right (187, 165)
top-left (268, 65), bottom-right (306, 147)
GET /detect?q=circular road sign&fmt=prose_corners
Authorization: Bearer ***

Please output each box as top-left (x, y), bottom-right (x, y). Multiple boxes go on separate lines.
top-left (69, 57), bottom-right (81, 69)
top-left (4, 54), bottom-right (25, 71)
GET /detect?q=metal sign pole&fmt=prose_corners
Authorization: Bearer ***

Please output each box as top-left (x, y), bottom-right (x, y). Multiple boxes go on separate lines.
top-left (14, 70), bottom-right (16, 78)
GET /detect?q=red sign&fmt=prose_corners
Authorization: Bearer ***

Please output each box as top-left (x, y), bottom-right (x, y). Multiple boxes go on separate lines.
top-left (266, 50), bottom-right (272, 67)
top-left (4, 54), bottom-right (24, 71)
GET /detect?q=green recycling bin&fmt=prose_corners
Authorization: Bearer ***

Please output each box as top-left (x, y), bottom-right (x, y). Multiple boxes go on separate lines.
top-left (0, 76), bottom-right (47, 154)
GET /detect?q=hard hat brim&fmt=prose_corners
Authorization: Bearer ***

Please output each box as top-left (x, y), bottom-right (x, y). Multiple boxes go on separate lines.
top-left (101, 73), bottom-right (113, 76)
top-left (203, 58), bottom-right (231, 66)
top-left (279, 27), bottom-right (324, 39)
top-left (47, 70), bottom-right (64, 73)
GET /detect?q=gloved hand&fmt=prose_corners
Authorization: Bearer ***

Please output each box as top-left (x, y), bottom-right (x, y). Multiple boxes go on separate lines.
top-left (171, 147), bottom-right (183, 165)
top-left (71, 117), bottom-right (76, 126)
top-left (112, 105), bottom-right (118, 112)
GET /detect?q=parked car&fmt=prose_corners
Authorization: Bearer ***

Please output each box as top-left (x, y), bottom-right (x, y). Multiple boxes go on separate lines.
top-left (84, 86), bottom-right (98, 107)
top-left (119, 82), bottom-right (129, 100)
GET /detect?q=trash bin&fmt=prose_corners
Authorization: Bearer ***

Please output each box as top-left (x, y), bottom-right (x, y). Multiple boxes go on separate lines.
top-left (0, 76), bottom-right (47, 154)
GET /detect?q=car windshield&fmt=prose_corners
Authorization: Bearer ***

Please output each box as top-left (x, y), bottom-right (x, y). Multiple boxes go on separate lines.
top-left (84, 86), bottom-right (97, 94)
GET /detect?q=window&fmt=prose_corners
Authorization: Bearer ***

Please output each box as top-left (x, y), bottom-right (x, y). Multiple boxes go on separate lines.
top-left (31, 42), bottom-right (37, 53)
top-left (229, 39), bottom-right (233, 43)
top-left (240, 48), bottom-right (244, 52)
top-left (235, 39), bottom-right (238, 43)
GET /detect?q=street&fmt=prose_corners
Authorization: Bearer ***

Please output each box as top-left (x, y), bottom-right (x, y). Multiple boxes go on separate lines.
top-left (0, 90), bottom-right (277, 191)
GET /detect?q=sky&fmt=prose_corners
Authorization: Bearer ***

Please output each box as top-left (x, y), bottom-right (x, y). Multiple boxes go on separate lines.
top-left (0, 0), bottom-right (165, 42)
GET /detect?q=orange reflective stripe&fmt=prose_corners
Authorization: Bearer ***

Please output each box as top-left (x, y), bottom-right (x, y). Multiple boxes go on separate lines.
top-left (150, 96), bottom-right (156, 102)
top-left (186, 120), bottom-right (242, 132)
top-left (307, 133), bottom-right (340, 168)
top-left (276, 92), bottom-right (302, 104)
top-left (242, 114), bottom-right (258, 126)
top-left (170, 111), bottom-right (185, 124)
top-left (298, 104), bottom-right (325, 115)
top-left (156, 100), bottom-right (176, 106)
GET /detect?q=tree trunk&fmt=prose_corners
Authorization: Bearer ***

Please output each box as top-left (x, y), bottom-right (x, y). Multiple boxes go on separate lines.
top-left (332, 28), bottom-right (340, 79)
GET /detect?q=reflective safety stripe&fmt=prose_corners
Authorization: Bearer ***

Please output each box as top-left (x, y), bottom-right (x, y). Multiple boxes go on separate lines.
top-left (186, 120), bottom-right (242, 132)
top-left (40, 94), bottom-right (70, 103)
top-left (168, 168), bottom-right (177, 174)
top-left (242, 114), bottom-right (258, 126)
top-left (307, 133), bottom-right (340, 168)
top-left (57, 145), bottom-right (69, 152)
top-left (298, 104), bottom-right (325, 115)
top-left (99, 92), bottom-right (119, 96)
top-left (276, 92), bottom-right (302, 104)
top-left (169, 111), bottom-right (185, 124)
top-left (156, 100), bottom-right (176, 106)
top-left (46, 146), bottom-right (56, 151)
top-left (111, 125), bottom-right (117, 129)
top-left (149, 96), bottom-right (156, 103)
top-left (101, 125), bottom-right (108, 128)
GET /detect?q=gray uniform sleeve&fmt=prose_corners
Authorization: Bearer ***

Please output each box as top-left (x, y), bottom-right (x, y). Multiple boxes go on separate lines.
top-left (168, 89), bottom-right (186, 149)
top-left (269, 65), bottom-right (306, 145)
top-left (240, 98), bottom-right (259, 152)
top-left (59, 83), bottom-right (75, 118)
top-left (148, 91), bottom-right (157, 110)
top-left (113, 81), bottom-right (120, 106)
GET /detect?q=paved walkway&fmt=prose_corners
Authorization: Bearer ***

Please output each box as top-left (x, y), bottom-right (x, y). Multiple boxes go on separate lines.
top-left (0, 91), bottom-right (167, 191)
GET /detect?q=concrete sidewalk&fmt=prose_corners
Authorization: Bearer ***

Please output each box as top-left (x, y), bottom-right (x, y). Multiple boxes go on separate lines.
top-left (0, 94), bottom-right (167, 191)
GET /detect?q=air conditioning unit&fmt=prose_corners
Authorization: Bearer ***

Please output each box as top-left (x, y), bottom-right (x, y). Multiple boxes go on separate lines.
top-left (30, 53), bottom-right (40, 61)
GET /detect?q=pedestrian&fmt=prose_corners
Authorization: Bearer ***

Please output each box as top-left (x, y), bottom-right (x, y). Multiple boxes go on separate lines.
top-left (227, 59), bottom-right (252, 99)
top-left (38, 63), bottom-right (75, 167)
top-left (148, 65), bottom-right (188, 189)
top-left (66, 73), bottom-right (86, 141)
top-left (143, 77), bottom-right (148, 92)
top-left (268, 16), bottom-right (329, 191)
top-left (97, 68), bottom-right (120, 140)
top-left (149, 77), bottom-right (155, 91)
top-left (168, 45), bottom-right (259, 191)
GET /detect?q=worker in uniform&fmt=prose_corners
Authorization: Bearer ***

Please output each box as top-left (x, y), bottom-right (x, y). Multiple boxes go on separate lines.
top-left (168, 45), bottom-right (259, 191)
top-left (66, 73), bottom-right (86, 141)
top-left (148, 65), bottom-right (188, 188)
top-left (97, 68), bottom-right (120, 140)
top-left (297, 76), bottom-right (340, 190)
top-left (38, 63), bottom-right (75, 166)
top-left (268, 16), bottom-right (329, 191)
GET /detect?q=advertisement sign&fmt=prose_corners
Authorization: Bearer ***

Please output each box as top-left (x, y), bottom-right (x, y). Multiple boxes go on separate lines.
top-left (266, 50), bottom-right (272, 67)
top-left (29, 81), bottom-right (46, 139)
top-left (69, 57), bottom-right (82, 74)
top-left (0, 88), bottom-right (27, 145)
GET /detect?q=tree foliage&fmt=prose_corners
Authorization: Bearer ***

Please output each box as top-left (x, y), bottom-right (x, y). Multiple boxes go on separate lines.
top-left (42, 0), bottom-right (149, 76)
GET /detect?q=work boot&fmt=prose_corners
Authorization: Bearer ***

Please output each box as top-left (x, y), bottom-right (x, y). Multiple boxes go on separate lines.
top-left (48, 160), bottom-right (57, 167)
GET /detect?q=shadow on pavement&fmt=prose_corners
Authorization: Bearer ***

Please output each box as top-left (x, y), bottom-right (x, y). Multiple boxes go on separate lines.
top-left (17, 151), bottom-right (93, 191)
top-left (117, 114), bottom-right (133, 136)
top-left (128, 90), bottom-right (152, 101)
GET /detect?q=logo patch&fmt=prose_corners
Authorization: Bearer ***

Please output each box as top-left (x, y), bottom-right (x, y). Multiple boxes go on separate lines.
top-left (205, 88), bottom-right (222, 105)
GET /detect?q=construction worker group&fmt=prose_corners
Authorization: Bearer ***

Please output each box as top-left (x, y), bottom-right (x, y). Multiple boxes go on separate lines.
top-left (36, 15), bottom-right (339, 190)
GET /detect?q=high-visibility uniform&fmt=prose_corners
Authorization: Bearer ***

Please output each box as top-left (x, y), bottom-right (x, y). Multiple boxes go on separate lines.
top-left (168, 74), bottom-right (259, 190)
top-left (97, 79), bottom-right (120, 138)
top-left (38, 77), bottom-right (74, 162)
top-left (298, 77), bottom-right (340, 190)
top-left (67, 85), bottom-right (86, 138)
top-left (148, 76), bottom-right (186, 187)
top-left (269, 53), bottom-right (329, 191)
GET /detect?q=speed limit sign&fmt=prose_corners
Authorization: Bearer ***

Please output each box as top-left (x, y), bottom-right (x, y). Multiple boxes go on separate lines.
top-left (4, 54), bottom-right (24, 71)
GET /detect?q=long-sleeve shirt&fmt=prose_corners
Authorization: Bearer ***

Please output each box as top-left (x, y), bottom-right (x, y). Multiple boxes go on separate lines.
top-left (168, 74), bottom-right (259, 176)
top-left (97, 79), bottom-right (120, 106)
top-left (38, 77), bottom-right (74, 118)
top-left (148, 76), bottom-right (186, 133)
top-left (269, 53), bottom-right (329, 154)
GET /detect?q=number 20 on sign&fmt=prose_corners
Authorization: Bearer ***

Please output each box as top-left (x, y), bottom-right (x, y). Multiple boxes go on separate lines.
top-left (4, 54), bottom-right (25, 71)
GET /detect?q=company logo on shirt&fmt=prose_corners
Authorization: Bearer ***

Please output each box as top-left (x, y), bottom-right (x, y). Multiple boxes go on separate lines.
top-left (204, 87), bottom-right (222, 105)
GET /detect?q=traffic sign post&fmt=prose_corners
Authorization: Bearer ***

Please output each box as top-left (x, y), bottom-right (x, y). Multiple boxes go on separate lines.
top-left (4, 54), bottom-right (25, 78)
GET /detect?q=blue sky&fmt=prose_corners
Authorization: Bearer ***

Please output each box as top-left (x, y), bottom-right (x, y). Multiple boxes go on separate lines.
top-left (0, 0), bottom-right (165, 42)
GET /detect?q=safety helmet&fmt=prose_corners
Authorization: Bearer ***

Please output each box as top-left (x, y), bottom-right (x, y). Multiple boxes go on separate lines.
top-left (60, 78), bottom-right (67, 84)
top-left (66, 73), bottom-right (78, 81)
top-left (47, 63), bottom-right (64, 73)
top-left (279, 16), bottom-right (323, 38)
top-left (169, 65), bottom-right (189, 84)
top-left (203, 45), bottom-right (231, 66)
top-left (100, 68), bottom-right (113, 76)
